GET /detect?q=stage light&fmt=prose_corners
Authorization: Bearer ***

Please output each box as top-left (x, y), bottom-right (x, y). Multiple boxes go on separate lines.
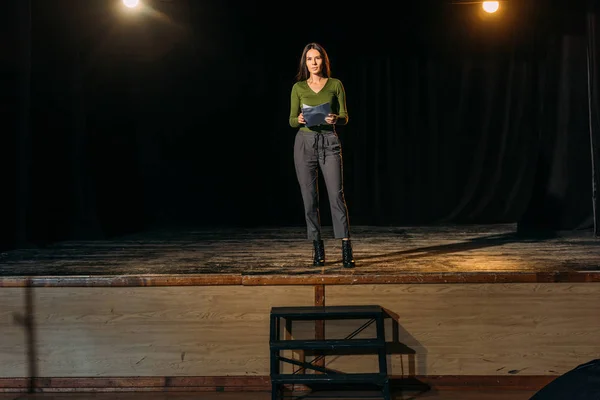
top-left (482, 1), bottom-right (499, 13)
top-left (123, 0), bottom-right (140, 8)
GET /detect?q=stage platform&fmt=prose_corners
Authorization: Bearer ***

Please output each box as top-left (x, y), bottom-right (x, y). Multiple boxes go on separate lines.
top-left (1, 223), bottom-right (599, 394)
top-left (1, 223), bottom-right (599, 287)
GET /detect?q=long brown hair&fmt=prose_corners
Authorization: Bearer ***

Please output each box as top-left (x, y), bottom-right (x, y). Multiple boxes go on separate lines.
top-left (295, 42), bottom-right (331, 82)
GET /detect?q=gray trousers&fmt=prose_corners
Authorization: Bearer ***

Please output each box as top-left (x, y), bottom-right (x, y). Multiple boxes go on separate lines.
top-left (294, 130), bottom-right (351, 240)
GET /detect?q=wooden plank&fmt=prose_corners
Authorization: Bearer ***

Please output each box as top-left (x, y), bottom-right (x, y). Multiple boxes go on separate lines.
top-left (315, 285), bottom-right (325, 307)
top-left (242, 272), bottom-right (600, 285)
top-left (0, 374), bottom-right (554, 392)
top-left (0, 376), bottom-right (270, 389)
top-left (1, 225), bottom-right (599, 286)
top-left (2, 272), bottom-right (600, 288)
top-left (0, 286), bottom-right (314, 378)
top-left (325, 283), bottom-right (600, 375)
top-left (314, 285), bottom-right (326, 373)
top-left (1, 283), bottom-right (595, 381)
top-left (411, 375), bottom-right (557, 390)
top-left (0, 275), bottom-right (242, 288)
top-left (0, 390), bottom-right (542, 400)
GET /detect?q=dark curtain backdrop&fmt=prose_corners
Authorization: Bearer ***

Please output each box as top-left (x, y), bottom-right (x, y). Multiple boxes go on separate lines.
top-left (2, 0), bottom-right (597, 251)
top-left (341, 52), bottom-right (542, 225)
top-left (518, 34), bottom-right (595, 233)
top-left (340, 33), bottom-right (592, 228)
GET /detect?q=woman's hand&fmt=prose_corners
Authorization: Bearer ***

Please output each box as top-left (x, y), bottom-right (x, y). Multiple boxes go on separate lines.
top-left (298, 113), bottom-right (306, 124)
top-left (325, 113), bottom-right (338, 125)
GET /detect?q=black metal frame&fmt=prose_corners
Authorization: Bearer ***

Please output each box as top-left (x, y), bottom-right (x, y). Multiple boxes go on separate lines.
top-left (269, 305), bottom-right (391, 400)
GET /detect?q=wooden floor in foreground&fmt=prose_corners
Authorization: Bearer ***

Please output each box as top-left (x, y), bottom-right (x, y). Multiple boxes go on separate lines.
top-left (0, 389), bottom-right (539, 399)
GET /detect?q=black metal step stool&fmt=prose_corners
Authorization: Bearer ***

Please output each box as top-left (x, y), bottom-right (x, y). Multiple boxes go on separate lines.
top-left (269, 305), bottom-right (391, 400)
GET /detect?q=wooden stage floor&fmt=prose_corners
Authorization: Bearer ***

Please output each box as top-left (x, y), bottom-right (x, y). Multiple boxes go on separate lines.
top-left (1, 223), bottom-right (599, 286)
top-left (0, 389), bottom-right (540, 400)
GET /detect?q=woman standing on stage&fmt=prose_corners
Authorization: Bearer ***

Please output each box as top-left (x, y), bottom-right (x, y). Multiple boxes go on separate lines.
top-left (288, 42), bottom-right (355, 268)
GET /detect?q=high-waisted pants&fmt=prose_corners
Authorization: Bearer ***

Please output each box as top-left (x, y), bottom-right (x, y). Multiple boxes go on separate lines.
top-left (293, 130), bottom-right (351, 241)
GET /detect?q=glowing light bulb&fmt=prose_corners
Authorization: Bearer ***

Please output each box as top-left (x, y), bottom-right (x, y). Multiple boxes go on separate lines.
top-left (482, 1), bottom-right (500, 13)
top-left (123, 0), bottom-right (140, 9)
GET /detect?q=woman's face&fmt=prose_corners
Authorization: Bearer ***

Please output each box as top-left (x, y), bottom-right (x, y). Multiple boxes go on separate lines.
top-left (306, 49), bottom-right (323, 75)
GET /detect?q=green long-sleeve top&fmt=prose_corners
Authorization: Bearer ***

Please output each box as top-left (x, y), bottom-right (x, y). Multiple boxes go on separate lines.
top-left (289, 78), bottom-right (348, 133)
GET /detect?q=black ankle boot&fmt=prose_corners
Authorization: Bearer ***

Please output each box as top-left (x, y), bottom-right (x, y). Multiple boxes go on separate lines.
top-left (313, 240), bottom-right (325, 266)
top-left (342, 239), bottom-right (355, 268)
